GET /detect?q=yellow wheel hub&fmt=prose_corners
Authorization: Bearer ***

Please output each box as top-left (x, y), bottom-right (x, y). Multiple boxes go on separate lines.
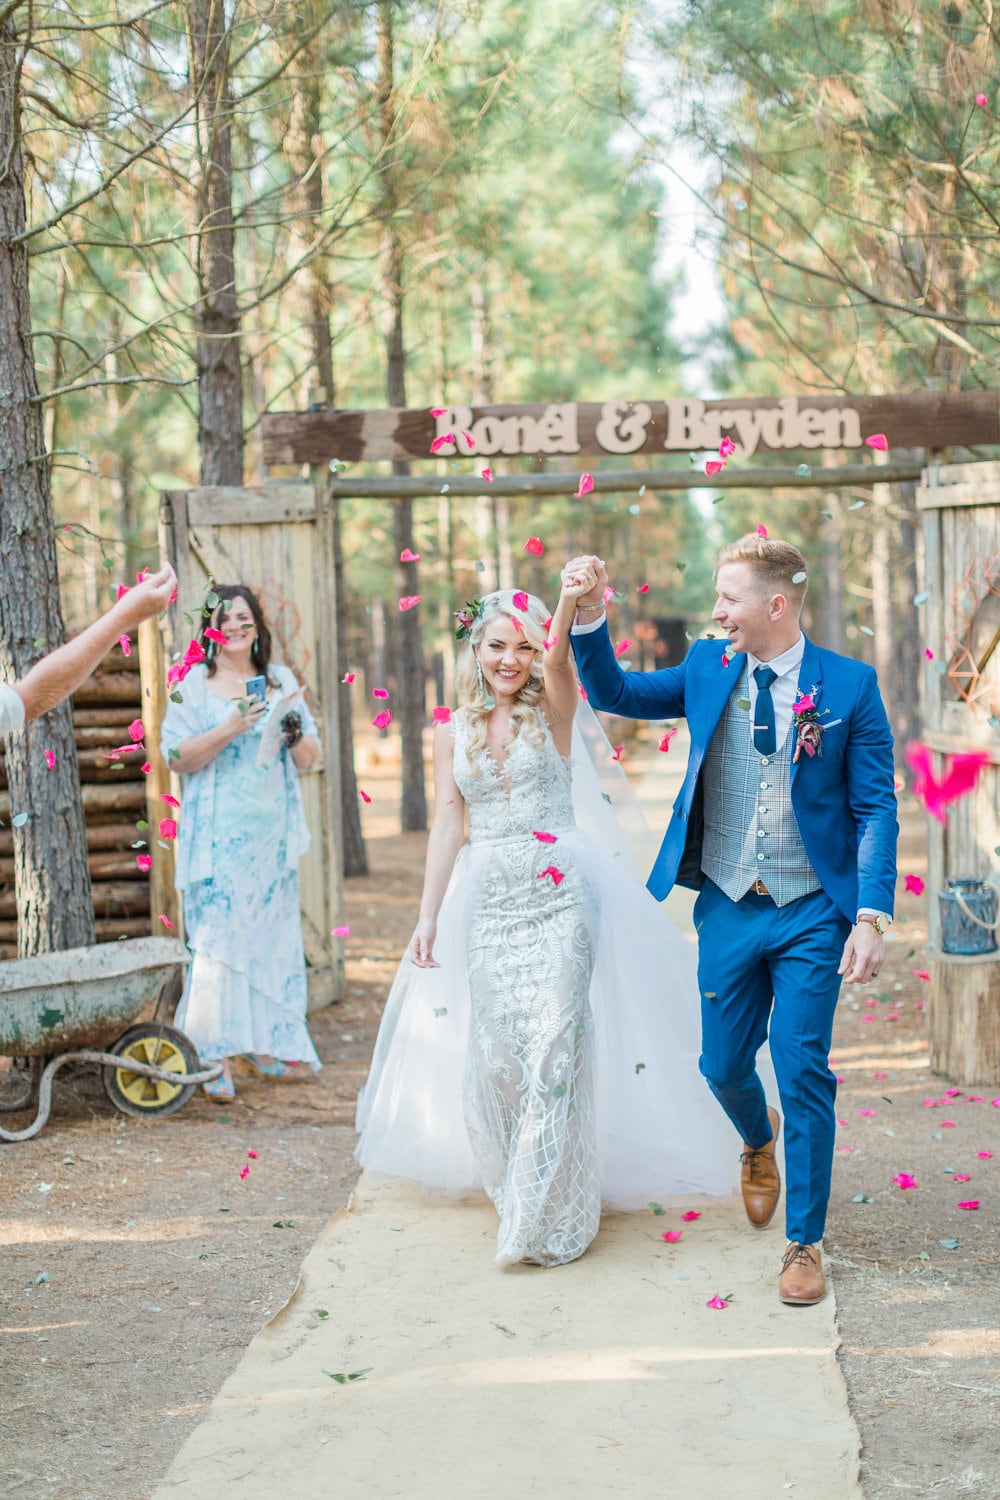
top-left (114, 1034), bottom-right (188, 1109)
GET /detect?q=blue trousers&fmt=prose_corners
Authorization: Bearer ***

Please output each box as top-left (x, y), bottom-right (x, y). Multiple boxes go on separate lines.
top-left (694, 880), bottom-right (851, 1245)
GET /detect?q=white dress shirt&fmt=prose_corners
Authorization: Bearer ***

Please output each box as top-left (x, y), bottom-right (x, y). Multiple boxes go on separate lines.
top-left (0, 681), bottom-right (26, 737)
top-left (746, 634), bottom-right (806, 748)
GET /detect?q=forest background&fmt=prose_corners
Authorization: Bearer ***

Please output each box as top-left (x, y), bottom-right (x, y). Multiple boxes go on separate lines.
top-left (1, 0), bottom-right (998, 915)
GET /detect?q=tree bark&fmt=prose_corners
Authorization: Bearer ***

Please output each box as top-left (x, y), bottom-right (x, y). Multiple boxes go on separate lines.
top-left (287, 19), bottom-right (368, 876)
top-left (378, 1), bottom-right (426, 832)
top-left (0, 21), bottom-right (94, 955)
top-left (188, 0), bottom-right (244, 486)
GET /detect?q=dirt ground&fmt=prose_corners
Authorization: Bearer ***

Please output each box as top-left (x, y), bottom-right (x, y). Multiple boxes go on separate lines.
top-left (1, 728), bottom-right (997, 1500)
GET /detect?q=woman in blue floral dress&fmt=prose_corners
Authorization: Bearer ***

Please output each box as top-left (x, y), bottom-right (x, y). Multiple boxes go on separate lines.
top-left (161, 585), bottom-right (322, 1101)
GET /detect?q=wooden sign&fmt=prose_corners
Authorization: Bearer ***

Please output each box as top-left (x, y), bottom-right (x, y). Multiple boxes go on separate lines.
top-left (262, 391), bottom-right (999, 467)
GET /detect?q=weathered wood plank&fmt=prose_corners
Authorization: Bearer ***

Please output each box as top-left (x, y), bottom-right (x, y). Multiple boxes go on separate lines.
top-left (928, 952), bottom-right (1000, 1085)
top-left (262, 392), bottom-right (999, 466)
top-left (314, 462), bottom-right (923, 500)
top-left (185, 484), bottom-right (317, 526)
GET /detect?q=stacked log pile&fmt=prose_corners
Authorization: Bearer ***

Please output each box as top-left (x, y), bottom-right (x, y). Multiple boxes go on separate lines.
top-left (0, 646), bottom-right (151, 957)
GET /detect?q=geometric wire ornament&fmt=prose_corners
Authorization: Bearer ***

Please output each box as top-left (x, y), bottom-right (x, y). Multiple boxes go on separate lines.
top-left (945, 550), bottom-right (1000, 717)
top-left (258, 578), bottom-right (313, 687)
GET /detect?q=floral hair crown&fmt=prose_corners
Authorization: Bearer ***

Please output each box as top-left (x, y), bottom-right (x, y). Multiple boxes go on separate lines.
top-left (454, 597), bottom-right (486, 641)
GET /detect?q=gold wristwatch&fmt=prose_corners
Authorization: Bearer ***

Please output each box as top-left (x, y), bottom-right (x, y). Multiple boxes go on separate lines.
top-left (856, 912), bottom-right (892, 935)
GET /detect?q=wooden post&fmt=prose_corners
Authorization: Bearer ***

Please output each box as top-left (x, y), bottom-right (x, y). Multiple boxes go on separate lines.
top-left (138, 615), bottom-right (181, 939)
top-left (312, 465), bottom-right (346, 1004)
top-left (928, 952), bottom-right (1000, 1084)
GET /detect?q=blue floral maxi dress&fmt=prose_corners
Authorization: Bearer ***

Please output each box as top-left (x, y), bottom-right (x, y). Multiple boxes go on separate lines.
top-left (161, 663), bottom-right (321, 1068)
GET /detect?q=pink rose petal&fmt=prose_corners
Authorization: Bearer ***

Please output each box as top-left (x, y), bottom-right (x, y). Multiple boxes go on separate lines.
top-left (954, 1174), bottom-right (972, 1183)
top-left (705, 1294), bottom-right (728, 1309)
top-left (904, 874), bottom-right (925, 895)
top-left (976, 1151), bottom-right (992, 1159)
top-left (359, 789), bottom-right (371, 804)
top-left (755, 523), bottom-right (768, 538)
top-left (372, 710), bottom-right (392, 730)
top-left (681, 1210), bottom-right (701, 1222)
top-left (432, 706), bottom-right (452, 724)
top-left (611, 744), bottom-right (624, 762)
top-left (162, 793), bottom-right (180, 808)
top-left (512, 591), bottom-right (529, 612)
top-left (158, 915), bottom-right (175, 929)
top-left (240, 1164), bottom-right (250, 1180)
top-left (893, 1173), bottom-right (918, 1189)
top-left (481, 467), bottom-right (493, 484)
top-left (341, 672), bottom-right (356, 684)
top-left (128, 717), bottom-right (145, 743)
top-left (141, 762), bottom-right (152, 775)
top-left (398, 595), bottom-right (421, 611)
top-left (536, 865), bottom-right (565, 887)
top-left (719, 436), bottom-right (736, 458)
top-left (957, 1200), bottom-right (979, 1210)
top-left (533, 831), bottom-right (558, 844)
top-left (429, 433), bottom-right (454, 454)
top-left (859, 1108), bottom-right (877, 1116)
top-left (400, 547), bottom-right (420, 562)
top-left (43, 749), bottom-right (55, 770)
top-left (721, 652), bottom-right (730, 667)
top-left (704, 460), bottom-right (726, 476)
top-left (522, 537), bottom-right (544, 556)
top-left (119, 634), bottom-right (131, 656)
top-left (614, 639), bottom-right (632, 659)
top-left (136, 854), bottom-right (152, 874)
top-left (975, 92), bottom-right (987, 106)
top-left (372, 687), bottom-right (389, 699)
top-left (159, 817), bottom-right (178, 840)
top-left (204, 627), bottom-right (227, 644)
top-left (924, 648), bottom-right (934, 661)
top-left (661, 1230), bottom-right (683, 1243)
top-left (658, 729), bottom-right (678, 753)
top-left (429, 407), bottom-right (447, 417)
top-left (913, 970), bottom-right (930, 981)
top-left (331, 925), bottom-right (350, 937)
top-left (865, 433), bottom-right (889, 451)
top-left (573, 473), bottom-right (595, 499)
top-left (635, 583), bottom-right (650, 593)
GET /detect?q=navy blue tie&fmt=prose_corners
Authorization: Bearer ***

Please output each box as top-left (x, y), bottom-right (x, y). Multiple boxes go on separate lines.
top-left (753, 666), bottom-right (778, 755)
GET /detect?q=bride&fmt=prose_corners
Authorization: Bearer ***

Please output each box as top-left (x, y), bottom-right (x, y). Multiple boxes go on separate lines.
top-left (355, 567), bottom-right (740, 1267)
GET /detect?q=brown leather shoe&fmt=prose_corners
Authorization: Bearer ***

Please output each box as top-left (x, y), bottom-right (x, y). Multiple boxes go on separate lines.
top-left (740, 1105), bottom-right (781, 1228)
top-left (779, 1242), bottom-right (826, 1305)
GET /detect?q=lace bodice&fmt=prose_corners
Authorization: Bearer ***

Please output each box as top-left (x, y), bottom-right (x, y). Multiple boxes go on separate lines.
top-left (452, 711), bottom-right (576, 842)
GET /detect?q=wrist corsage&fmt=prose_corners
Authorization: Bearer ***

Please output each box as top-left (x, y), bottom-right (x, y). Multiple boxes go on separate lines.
top-left (791, 689), bottom-right (829, 763)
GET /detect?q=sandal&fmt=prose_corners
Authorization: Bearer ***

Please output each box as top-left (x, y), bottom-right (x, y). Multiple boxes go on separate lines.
top-left (203, 1071), bottom-right (236, 1102)
top-left (239, 1054), bottom-right (299, 1081)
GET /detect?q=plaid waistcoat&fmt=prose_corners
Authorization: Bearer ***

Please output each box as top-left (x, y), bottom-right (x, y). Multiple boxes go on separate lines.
top-left (700, 664), bottom-right (821, 906)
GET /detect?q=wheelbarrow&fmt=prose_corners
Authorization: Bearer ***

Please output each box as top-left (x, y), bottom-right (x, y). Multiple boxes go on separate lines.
top-left (0, 936), bottom-right (221, 1142)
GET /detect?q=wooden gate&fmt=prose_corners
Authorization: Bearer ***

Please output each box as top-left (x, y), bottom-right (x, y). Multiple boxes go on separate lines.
top-left (917, 461), bottom-right (1000, 1081)
top-left (152, 481), bottom-right (344, 1009)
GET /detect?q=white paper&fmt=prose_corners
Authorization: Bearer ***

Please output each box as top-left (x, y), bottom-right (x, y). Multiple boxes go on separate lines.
top-left (255, 687), bottom-right (305, 767)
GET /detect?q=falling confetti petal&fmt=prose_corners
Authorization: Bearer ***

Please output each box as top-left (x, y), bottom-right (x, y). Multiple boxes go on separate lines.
top-left (162, 794), bottom-right (180, 808)
top-left (958, 1200), bottom-right (980, 1210)
top-left (128, 718), bottom-right (144, 743)
top-left (614, 639), bottom-right (632, 659)
top-left (141, 762), bottom-right (152, 775)
top-left (136, 854), bottom-right (152, 874)
top-left (893, 1173), bottom-right (918, 1189)
top-left (43, 749), bottom-right (55, 769)
top-left (512, 591), bottom-right (529, 612)
top-left (523, 537), bottom-right (544, 556)
top-left (119, 635), bottom-right (131, 656)
top-left (331, 925), bottom-right (350, 937)
top-left (661, 1230), bottom-right (683, 1243)
top-left (359, 789), bottom-right (371, 803)
top-left (681, 1210), bottom-right (701, 1222)
top-left (705, 1295), bottom-right (728, 1309)
top-left (461, 430), bottom-right (475, 450)
top-left (913, 970), bottom-right (931, 982)
top-left (372, 688), bottom-right (389, 699)
top-left (372, 710), bottom-right (392, 730)
top-left (719, 437), bottom-right (736, 458)
top-left (204, 627), bottom-right (227, 644)
top-left (533, 831), bottom-right (558, 843)
top-left (924, 648), bottom-right (934, 660)
top-left (975, 92), bottom-right (987, 106)
top-left (906, 742), bottom-right (990, 824)
top-left (977, 1151), bottom-right (993, 1158)
top-left (398, 596), bottom-right (421, 611)
top-left (159, 817), bottom-right (178, 840)
top-left (705, 460), bottom-right (726, 476)
top-left (611, 744), bottom-right (624, 762)
top-left (536, 866), bottom-right (565, 886)
top-left (432, 706), bottom-right (452, 724)
top-left (721, 653), bottom-right (730, 668)
top-left (904, 874), bottom-right (925, 895)
top-left (954, 1174), bottom-right (972, 1183)
top-left (429, 407), bottom-right (446, 417)
top-left (865, 433), bottom-right (889, 451)
top-left (635, 583), bottom-right (650, 594)
top-left (658, 728), bottom-right (679, 753)
top-left (429, 433), bottom-right (454, 454)
top-left (158, 915), bottom-right (175, 929)
top-left (240, 1164), bottom-right (250, 1180)
top-left (341, 672), bottom-right (356, 684)
top-left (481, 468), bottom-right (493, 483)
top-left (400, 548), bottom-right (420, 562)
top-left (574, 473), bottom-right (595, 498)
top-left (756, 523), bottom-right (768, 537)
top-left (859, 1108), bottom-right (877, 1117)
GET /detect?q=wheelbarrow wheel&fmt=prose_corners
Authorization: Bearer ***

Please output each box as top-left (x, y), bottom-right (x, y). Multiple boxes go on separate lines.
top-left (102, 1024), bottom-right (200, 1119)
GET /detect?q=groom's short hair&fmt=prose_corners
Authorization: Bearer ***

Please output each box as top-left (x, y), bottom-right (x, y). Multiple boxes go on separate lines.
top-left (715, 534), bottom-right (808, 607)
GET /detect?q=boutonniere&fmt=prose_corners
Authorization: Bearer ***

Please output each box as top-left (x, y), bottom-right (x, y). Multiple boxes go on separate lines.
top-left (792, 686), bottom-right (830, 762)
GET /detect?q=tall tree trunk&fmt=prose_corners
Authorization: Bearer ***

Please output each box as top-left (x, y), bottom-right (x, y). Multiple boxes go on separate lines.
top-left (378, 1), bottom-right (426, 832)
top-left (188, 0), bottom-right (243, 486)
top-left (0, 23), bottom-right (94, 955)
top-left (288, 16), bottom-right (368, 876)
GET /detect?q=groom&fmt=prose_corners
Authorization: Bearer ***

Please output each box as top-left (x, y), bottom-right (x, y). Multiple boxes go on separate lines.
top-left (568, 534), bottom-right (898, 1305)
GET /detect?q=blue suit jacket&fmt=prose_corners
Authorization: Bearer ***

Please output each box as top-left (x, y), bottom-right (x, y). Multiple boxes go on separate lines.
top-left (572, 626), bottom-right (898, 925)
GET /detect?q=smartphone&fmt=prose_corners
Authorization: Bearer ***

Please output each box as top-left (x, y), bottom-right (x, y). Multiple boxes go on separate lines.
top-left (245, 674), bottom-right (267, 704)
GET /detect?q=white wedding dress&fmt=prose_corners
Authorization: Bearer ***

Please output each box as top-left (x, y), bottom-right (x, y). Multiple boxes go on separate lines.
top-left (355, 711), bottom-right (741, 1267)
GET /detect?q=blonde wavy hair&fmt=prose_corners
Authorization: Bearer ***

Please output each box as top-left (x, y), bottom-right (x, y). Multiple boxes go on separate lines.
top-left (455, 589), bottom-right (550, 772)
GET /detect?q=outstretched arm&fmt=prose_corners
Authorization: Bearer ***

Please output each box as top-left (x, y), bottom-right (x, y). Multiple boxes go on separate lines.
top-left (411, 722), bottom-right (467, 968)
top-left (14, 563), bottom-right (177, 721)
top-left (565, 554), bottom-right (689, 721)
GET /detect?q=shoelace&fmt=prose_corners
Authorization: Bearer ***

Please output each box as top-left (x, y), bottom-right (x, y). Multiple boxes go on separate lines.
top-left (782, 1242), bottom-right (818, 1273)
top-left (739, 1146), bottom-right (773, 1179)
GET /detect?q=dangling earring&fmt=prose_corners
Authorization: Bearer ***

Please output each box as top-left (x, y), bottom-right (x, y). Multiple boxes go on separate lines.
top-left (252, 635), bottom-right (259, 653)
top-left (476, 656), bottom-right (495, 711)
